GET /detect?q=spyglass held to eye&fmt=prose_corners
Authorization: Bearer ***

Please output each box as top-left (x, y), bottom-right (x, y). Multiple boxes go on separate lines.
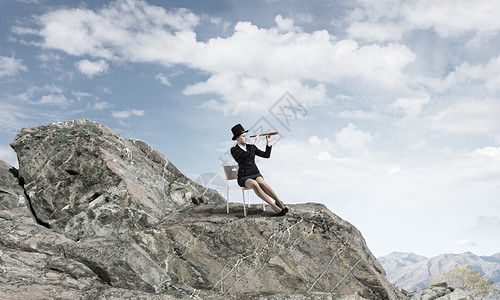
top-left (249, 131), bottom-right (279, 138)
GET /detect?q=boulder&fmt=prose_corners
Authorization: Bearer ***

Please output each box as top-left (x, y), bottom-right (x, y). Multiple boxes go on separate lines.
top-left (1, 201), bottom-right (405, 299)
top-left (407, 283), bottom-right (473, 300)
top-left (10, 119), bottom-right (225, 240)
top-left (129, 202), bottom-right (405, 299)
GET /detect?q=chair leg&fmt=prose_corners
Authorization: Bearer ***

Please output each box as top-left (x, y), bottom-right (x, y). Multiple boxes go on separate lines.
top-left (226, 187), bottom-right (229, 214)
top-left (247, 190), bottom-right (251, 208)
top-left (242, 190), bottom-right (247, 217)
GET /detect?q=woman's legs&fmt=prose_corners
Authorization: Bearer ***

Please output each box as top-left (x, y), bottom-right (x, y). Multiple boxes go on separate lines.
top-left (255, 177), bottom-right (286, 209)
top-left (245, 178), bottom-right (282, 213)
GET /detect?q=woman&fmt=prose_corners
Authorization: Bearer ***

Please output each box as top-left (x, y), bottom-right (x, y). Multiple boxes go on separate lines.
top-left (230, 124), bottom-right (288, 216)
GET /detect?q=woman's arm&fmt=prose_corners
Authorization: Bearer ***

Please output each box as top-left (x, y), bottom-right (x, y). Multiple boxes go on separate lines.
top-left (253, 135), bottom-right (272, 158)
top-left (253, 144), bottom-right (272, 158)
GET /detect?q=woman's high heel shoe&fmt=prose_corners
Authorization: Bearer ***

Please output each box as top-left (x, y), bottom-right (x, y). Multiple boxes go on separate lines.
top-left (277, 208), bottom-right (287, 216)
top-left (275, 201), bottom-right (288, 214)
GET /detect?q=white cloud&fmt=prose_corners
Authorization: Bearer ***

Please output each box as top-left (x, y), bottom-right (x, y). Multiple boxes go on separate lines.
top-left (77, 59), bottom-right (108, 77)
top-left (72, 91), bottom-right (94, 102)
top-left (335, 123), bottom-right (372, 153)
top-left (404, 0), bottom-right (500, 37)
top-left (111, 109), bottom-right (145, 119)
top-left (347, 22), bottom-right (404, 42)
top-left (93, 101), bottom-right (112, 110)
top-left (38, 94), bottom-right (69, 105)
top-left (317, 150), bottom-right (333, 161)
top-left (19, 1), bottom-right (416, 114)
top-left (37, 52), bottom-right (61, 63)
top-left (390, 96), bottom-right (430, 119)
top-left (156, 73), bottom-right (171, 86)
top-left (185, 75), bottom-right (328, 114)
top-left (34, 0), bottom-right (199, 60)
top-left (99, 87), bottom-right (112, 94)
top-left (274, 14), bottom-right (297, 32)
top-left (294, 13), bottom-right (314, 24)
top-left (455, 216), bottom-right (500, 255)
top-left (11, 26), bottom-right (38, 35)
top-left (209, 16), bottom-right (232, 33)
top-left (445, 55), bottom-right (500, 92)
top-left (426, 99), bottom-right (500, 134)
top-left (347, 0), bottom-right (500, 41)
top-left (454, 239), bottom-right (478, 247)
top-left (10, 84), bottom-right (67, 104)
top-left (0, 56), bottom-right (27, 77)
top-left (77, 59), bottom-right (109, 77)
top-left (473, 146), bottom-right (500, 160)
top-left (465, 32), bottom-right (497, 49)
top-left (0, 103), bottom-right (27, 133)
top-left (193, 23), bottom-right (415, 86)
top-left (308, 136), bottom-right (326, 145)
top-left (416, 54), bottom-right (500, 95)
top-left (36, 52), bottom-right (64, 72)
top-left (338, 110), bottom-right (382, 121)
top-left (13, 84), bottom-right (71, 106)
top-left (12, 0), bottom-right (39, 4)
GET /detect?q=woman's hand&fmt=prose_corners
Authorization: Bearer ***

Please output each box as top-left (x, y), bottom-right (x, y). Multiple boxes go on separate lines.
top-left (266, 135), bottom-right (271, 146)
top-left (253, 135), bottom-right (261, 145)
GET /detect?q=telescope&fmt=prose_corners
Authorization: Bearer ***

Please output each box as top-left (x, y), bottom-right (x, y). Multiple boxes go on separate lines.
top-left (249, 131), bottom-right (279, 138)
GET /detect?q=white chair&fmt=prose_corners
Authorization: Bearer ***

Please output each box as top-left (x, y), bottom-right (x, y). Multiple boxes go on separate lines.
top-left (222, 165), bottom-right (265, 217)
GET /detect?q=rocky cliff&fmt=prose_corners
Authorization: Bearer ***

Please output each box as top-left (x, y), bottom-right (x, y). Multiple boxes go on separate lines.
top-left (0, 119), bottom-right (470, 299)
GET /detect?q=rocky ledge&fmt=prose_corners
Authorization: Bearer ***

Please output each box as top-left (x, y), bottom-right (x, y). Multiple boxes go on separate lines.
top-left (0, 119), bottom-right (470, 299)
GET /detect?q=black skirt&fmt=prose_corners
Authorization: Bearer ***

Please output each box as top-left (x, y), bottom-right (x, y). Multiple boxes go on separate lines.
top-left (238, 173), bottom-right (263, 187)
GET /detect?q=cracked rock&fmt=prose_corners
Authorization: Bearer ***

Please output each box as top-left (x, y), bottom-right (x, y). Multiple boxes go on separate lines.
top-left (10, 119), bottom-right (225, 240)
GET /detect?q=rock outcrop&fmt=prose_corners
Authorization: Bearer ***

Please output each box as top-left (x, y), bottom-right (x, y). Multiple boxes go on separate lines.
top-left (407, 283), bottom-right (472, 300)
top-left (130, 202), bottom-right (403, 298)
top-left (1, 198), bottom-right (404, 299)
top-left (0, 119), bottom-right (467, 299)
top-left (10, 119), bottom-right (224, 240)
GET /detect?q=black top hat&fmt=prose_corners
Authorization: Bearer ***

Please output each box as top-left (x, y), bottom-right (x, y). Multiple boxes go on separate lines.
top-left (231, 124), bottom-right (248, 140)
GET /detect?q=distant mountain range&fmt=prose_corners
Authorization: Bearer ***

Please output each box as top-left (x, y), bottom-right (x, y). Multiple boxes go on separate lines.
top-left (378, 252), bottom-right (500, 292)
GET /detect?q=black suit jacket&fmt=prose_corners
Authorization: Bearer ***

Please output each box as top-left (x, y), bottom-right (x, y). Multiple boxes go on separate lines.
top-left (230, 144), bottom-right (272, 179)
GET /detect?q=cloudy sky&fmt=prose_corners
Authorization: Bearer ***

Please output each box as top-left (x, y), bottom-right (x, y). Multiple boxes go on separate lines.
top-left (1, 0), bottom-right (499, 258)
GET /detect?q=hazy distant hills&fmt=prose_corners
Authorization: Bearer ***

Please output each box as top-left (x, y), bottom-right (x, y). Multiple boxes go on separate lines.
top-left (378, 252), bottom-right (500, 292)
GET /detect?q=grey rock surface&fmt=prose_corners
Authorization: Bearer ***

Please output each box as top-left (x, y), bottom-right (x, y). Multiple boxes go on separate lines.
top-left (0, 200), bottom-right (406, 299)
top-left (130, 202), bottom-right (404, 299)
top-left (407, 283), bottom-right (472, 300)
top-left (0, 159), bottom-right (29, 217)
top-left (0, 209), bottom-right (178, 299)
top-left (10, 119), bottom-right (225, 240)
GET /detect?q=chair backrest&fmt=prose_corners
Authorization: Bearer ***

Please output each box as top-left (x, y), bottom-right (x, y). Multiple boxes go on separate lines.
top-left (222, 165), bottom-right (239, 181)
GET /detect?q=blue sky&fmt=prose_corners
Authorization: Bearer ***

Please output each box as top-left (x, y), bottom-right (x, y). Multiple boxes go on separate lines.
top-left (1, 0), bottom-right (499, 258)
